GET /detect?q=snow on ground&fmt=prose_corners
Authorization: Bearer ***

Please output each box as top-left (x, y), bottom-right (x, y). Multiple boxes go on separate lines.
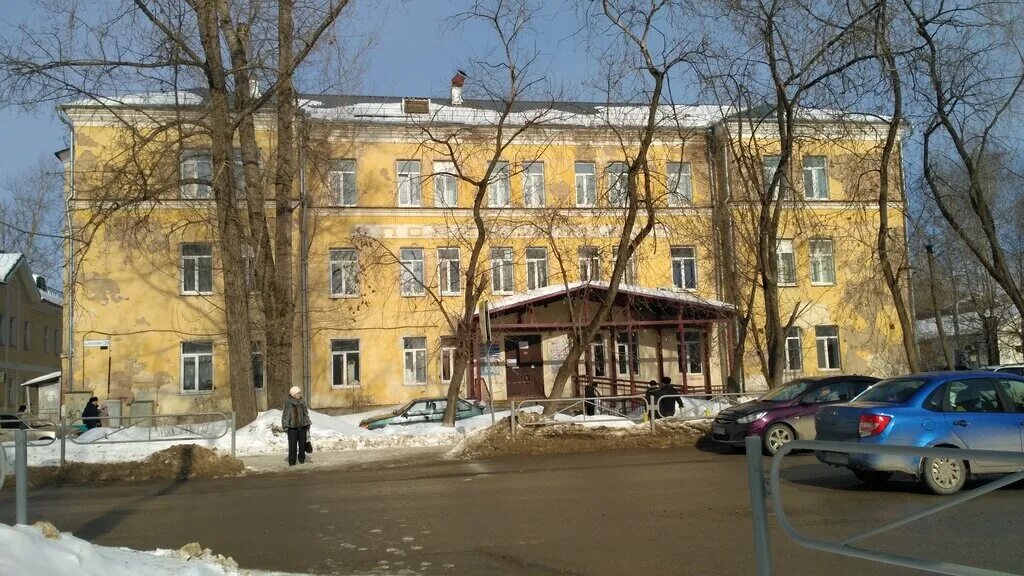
top-left (7, 397), bottom-right (751, 467)
top-left (0, 523), bottom-right (301, 576)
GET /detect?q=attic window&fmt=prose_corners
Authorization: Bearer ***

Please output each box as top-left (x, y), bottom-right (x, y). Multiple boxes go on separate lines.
top-left (402, 98), bottom-right (430, 114)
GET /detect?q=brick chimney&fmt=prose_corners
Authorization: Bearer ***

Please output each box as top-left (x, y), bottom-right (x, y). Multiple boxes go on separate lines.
top-left (450, 70), bottom-right (467, 106)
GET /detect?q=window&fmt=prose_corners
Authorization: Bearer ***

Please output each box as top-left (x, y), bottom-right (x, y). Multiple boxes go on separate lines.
top-left (8, 316), bottom-right (15, 348)
top-left (181, 342), bottom-right (213, 393)
top-left (578, 246), bottom-right (601, 282)
top-left (763, 155), bottom-right (781, 198)
top-left (397, 160), bottom-right (422, 207)
top-left (671, 246), bottom-right (697, 290)
top-left (575, 162), bottom-right (596, 207)
top-left (180, 151), bottom-right (212, 199)
top-left (785, 327), bottom-right (803, 371)
top-left (612, 246), bottom-right (637, 285)
top-left (947, 379), bottom-right (1004, 413)
top-left (615, 332), bottom-right (640, 375)
top-left (815, 326), bottom-right (841, 370)
top-left (329, 159), bottom-right (357, 206)
top-left (997, 379), bottom-right (1024, 412)
top-left (331, 339), bottom-right (360, 387)
top-left (400, 248), bottom-right (425, 296)
top-left (526, 247), bottom-right (548, 291)
top-left (43, 326), bottom-right (49, 354)
top-left (433, 161), bottom-right (457, 208)
top-left (440, 338), bottom-right (457, 383)
top-left (776, 239), bottom-right (796, 286)
top-left (607, 162), bottom-right (628, 207)
top-left (809, 239), bottom-right (836, 285)
top-left (667, 162), bottom-right (693, 205)
top-left (803, 382), bottom-right (854, 404)
top-left (0, 314), bottom-right (5, 346)
top-left (403, 337), bottom-right (427, 385)
top-left (329, 248), bottom-right (359, 297)
top-left (803, 156), bottom-right (829, 200)
top-left (181, 243), bottom-right (214, 294)
top-left (589, 335), bottom-right (607, 377)
top-left (23, 321), bottom-right (29, 351)
top-left (491, 247), bottom-right (514, 293)
top-left (488, 161), bottom-right (511, 207)
top-left (252, 343), bottom-right (264, 389)
top-left (438, 247), bottom-right (461, 296)
top-left (523, 162), bottom-right (545, 207)
top-left (52, 328), bottom-right (60, 355)
top-left (684, 330), bottom-right (703, 374)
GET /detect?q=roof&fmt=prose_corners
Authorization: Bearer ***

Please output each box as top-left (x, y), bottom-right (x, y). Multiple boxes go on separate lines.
top-left (914, 308), bottom-right (1020, 342)
top-left (484, 281), bottom-right (735, 317)
top-left (21, 371), bottom-right (61, 387)
top-left (0, 253), bottom-right (22, 282)
top-left (0, 253), bottom-right (63, 307)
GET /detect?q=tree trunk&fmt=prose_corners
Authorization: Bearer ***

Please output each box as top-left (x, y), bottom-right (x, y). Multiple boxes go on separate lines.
top-left (926, 248), bottom-right (954, 370)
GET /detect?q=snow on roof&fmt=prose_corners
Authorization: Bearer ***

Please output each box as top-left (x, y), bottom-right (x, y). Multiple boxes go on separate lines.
top-left (915, 308), bottom-right (1021, 342)
top-left (0, 253), bottom-right (21, 282)
top-left (64, 91), bottom-right (205, 108)
top-left (485, 281), bottom-right (735, 314)
top-left (21, 371), bottom-right (61, 387)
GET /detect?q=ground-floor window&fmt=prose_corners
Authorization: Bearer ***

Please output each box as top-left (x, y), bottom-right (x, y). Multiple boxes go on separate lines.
top-left (615, 332), bottom-right (639, 376)
top-left (403, 336), bottom-right (428, 385)
top-left (815, 326), bottom-right (841, 370)
top-left (684, 330), bottom-right (703, 374)
top-left (440, 338), bottom-right (457, 383)
top-left (589, 334), bottom-right (607, 377)
top-left (785, 327), bottom-right (803, 371)
top-left (181, 342), bottom-right (213, 393)
top-left (331, 339), bottom-right (360, 387)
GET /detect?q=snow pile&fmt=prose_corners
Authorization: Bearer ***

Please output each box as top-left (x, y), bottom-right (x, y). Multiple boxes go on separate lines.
top-left (0, 522), bottom-right (299, 576)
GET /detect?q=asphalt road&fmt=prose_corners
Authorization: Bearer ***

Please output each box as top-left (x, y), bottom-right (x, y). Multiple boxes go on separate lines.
top-left (2, 446), bottom-right (1022, 576)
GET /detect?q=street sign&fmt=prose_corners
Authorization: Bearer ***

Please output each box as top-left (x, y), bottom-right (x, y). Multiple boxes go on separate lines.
top-left (480, 301), bottom-right (492, 343)
top-left (83, 339), bottom-right (111, 349)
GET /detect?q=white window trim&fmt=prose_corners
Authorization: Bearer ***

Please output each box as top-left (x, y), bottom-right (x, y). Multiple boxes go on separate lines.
top-left (491, 248), bottom-right (515, 295)
top-left (329, 248), bottom-right (360, 298)
top-left (526, 247), bottom-right (548, 291)
top-left (607, 163), bottom-right (629, 208)
top-left (397, 160), bottom-right (422, 207)
top-left (180, 342), bottom-right (214, 395)
top-left (671, 246), bottom-right (697, 291)
top-left (809, 239), bottom-right (836, 286)
top-left (776, 239), bottom-right (797, 287)
top-left (816, 327), bottom-right (842, 371)
top-left (612, 247), bottom-right (637, 285)
top-left (181, 244), bottom-right (214, 296)
top-left (438, 247), bottom-right (462, 296)
top-left (575, 163), bottom-right (597, 208)
top-left (330, 339), bottom-right (361, 388)
top-left (180, 151), bottom-right (213, 200)
top-left (684, 331), bottom-right (703, 375)
top-left (403, 337), bottom-right (429, 386)
top-left (488, 161), bottom-right (511, 208)
top-left (400, 248), bottom-right (426, 297)
top-left (803, 156), bottom-right (830, 201)
top-left (330, 159), bottom-right (357, 207)
top-left (523, 162), bottom-right (546, 207)
top-left (667, 162), bottom-right (693, 206)
top-left (578, 247), bottom-right (601, 283)
top-left (784, 328), bottom-right (803, 372)
top-left (440, 345), bottom-right (457, 384)
top-left (433, 161), bottom-right (458, 208)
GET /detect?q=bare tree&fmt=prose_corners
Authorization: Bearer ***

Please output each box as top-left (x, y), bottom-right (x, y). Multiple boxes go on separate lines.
top-left (0, 160), bottom-right (64, 276)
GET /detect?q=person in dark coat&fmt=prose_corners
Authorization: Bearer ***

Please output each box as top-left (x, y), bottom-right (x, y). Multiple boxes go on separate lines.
top-left (82, 397), bottom-right (101, 430)
top-left (584, 384), bottom-right (601, 416)
top-left (657, 376), bottom-right (684, 418)
top-left (281, 386), bottom-right (312, 466)
top-left (644, 380), bottom-right (660, 419)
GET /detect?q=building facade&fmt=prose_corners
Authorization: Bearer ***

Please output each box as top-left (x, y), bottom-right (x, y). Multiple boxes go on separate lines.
top-left (60, 92), bottom-right (908, 414)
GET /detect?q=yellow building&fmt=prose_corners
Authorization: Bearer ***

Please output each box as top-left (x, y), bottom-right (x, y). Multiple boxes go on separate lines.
top-left (0, 253), bottom-right (63, 413)
top-left (60, 91), bottom-right (907, 414)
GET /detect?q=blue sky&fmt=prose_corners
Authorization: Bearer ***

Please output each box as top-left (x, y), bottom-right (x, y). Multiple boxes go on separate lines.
top-left (0, 1), bottom-right (592, 186)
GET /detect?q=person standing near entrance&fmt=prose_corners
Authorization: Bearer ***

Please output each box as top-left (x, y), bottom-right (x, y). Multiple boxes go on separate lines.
top-left (81, 397), bottom-right (101, 430)
top-left (584, 383), bottom-right (601, 416)
top-left (282, 386), bottom-right (312, 466)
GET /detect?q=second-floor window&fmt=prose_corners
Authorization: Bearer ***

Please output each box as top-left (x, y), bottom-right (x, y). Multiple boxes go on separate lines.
top-left (23, 321), bottom-right (30, 351)
top-left (809, 239), bottom-right (836, 285)
top-left (397, 160), bottom-right (422, 207)
top-left (438, 247), bottom-right (461, 295)
top-left (612, 246), bottom-right (637, 285)
top-left (488, 161), bottom-right (511, 207)
top-left (523, 162), bottom-right (545, 207)
top-left (575, 162), bottom-right (596, 207)
top-left (607, 162), bottom-right (628, 207)
top-left (671, 246), bottom-right (696, 289)
top-left (400, 248), bottom-right (425, 296)
top-left (667, 162), bottom-right (693, 205)
top-left (329, 159), bottom-right (357, 206)
top-left (526, 247), bottom-right (548, 291)
top-left (180, 152), bottom-right (213, 199)
top-left (578, 246), bottom-right (601, 282)
top-left (433, 161), bottom-right (457, 208)
top-left (763, 155), bottom-right (782, 199)
top-left (491, 247), bottom-right (514, 293)
top-left (776, 239), bottom-right (796, 286)
top-left (181, 243), bottom-right (213, 294)
top-left (803, 156), bottom-right (829, 200)
top-left (329, 248), bottom-right (359, 297)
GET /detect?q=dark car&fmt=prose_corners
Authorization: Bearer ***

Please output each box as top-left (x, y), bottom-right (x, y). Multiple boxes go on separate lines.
top-left (815, 371), bottom-right (1024, 494)
top-left (358, 397), bottom-right (485, 430)
top-left (712, 375), bottom-right (880, 455)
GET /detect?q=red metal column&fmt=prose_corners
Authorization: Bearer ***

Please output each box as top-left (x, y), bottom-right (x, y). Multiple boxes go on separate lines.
top-left (703, 325), bottom-right (712, 394)
top-left (656, 327), bottom-right (665, 383)
top-left (678, 321), bottom-right (688, 394)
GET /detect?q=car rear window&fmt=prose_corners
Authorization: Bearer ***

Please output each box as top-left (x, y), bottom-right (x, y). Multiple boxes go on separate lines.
top-left (855, 379), bottom-right (927, 404)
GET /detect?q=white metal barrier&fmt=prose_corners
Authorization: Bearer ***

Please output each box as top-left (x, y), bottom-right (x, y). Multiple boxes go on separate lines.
top-left (510, 395), bottom-right (649, 436)
top-left (652, 393), bottom-right (752, 421)
top-left (59, 412), bottom-right (236, 465)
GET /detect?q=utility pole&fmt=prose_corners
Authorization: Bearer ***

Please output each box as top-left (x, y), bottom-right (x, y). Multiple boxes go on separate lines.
top-left (925, 245), bottom-right (955, 370)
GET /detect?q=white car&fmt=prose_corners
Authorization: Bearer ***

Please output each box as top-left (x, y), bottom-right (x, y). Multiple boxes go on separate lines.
top-left (985, 364), bottom-right (1024, 376)
top-left (0, 413), bottom-right (57, 443)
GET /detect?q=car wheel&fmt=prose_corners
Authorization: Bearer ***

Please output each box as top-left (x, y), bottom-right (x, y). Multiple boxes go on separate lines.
top-left (922, 455), bottom-right (967, 495)
top-left (763, 423), bottom-right (795, 456)
top-left (852, 469), bottom-right (892, 485)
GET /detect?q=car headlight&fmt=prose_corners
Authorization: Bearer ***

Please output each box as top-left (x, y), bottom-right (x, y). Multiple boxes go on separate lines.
top-left (737, 411), bottom-right (767, 424)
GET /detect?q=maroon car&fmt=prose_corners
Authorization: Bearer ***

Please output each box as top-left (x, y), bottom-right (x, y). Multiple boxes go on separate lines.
top-left (711, 375), bottom-right (880, 455)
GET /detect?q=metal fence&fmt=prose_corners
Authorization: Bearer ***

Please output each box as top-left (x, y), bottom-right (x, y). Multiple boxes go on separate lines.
top-left (61, 412), bottom-right (235, 465)
top-left (746, 436), bottom-right (1024, 576)
top-left (651, 393), bottom-right (751, 421)
top-left (510, 395), bottom-right (649, 436)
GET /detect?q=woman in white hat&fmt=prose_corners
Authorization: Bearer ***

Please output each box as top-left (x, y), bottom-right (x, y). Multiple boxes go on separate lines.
top-left (281, 386), bottom-right (312, 466)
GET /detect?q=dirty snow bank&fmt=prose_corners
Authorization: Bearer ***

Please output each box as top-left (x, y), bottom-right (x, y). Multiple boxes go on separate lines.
top-left (0, 522), bottom-right (301, 576)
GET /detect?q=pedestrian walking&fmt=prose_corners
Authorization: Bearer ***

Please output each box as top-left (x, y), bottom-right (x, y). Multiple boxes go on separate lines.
top-left (282, 386), bottom-right (312, 466)
top-left (82, 397), bottom-right (101, 430)
top-left (584, 383), bottom-right (601, 416)
top-left (657, 376), bottom-right (684, 419)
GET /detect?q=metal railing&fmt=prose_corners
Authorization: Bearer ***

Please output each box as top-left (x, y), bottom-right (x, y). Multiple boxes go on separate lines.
top-left (510, 395), bottom-right (649, 436)
top-left (651, 393), bottom-right (751, 421)
top-left (0, 418), bottom-right (58, 448)
top-left (60, 412), bottom-right (235, 465)
top-left (747, 436), bottom-right (1024, 576)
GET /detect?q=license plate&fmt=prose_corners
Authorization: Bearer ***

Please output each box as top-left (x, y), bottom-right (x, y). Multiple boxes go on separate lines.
top-left (819, 451), bottom-right (848, 465)
top-left (713, 426), bottom-right (726, 436)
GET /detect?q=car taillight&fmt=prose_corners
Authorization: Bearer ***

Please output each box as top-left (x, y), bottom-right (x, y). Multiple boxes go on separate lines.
top-left (859, 414), bottom-right (892, 437)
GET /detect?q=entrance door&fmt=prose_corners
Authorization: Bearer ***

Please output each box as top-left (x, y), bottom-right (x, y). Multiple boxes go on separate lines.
top-left (505, 335), bottom-right (545, 398)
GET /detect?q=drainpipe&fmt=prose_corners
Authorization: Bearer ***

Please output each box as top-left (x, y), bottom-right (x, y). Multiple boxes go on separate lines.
top-left (56, 107), bottom-right (76, 412)
top-left (298, 114), bottom-right (312, 402)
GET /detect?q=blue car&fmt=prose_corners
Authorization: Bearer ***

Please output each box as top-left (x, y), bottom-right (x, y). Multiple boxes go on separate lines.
top-left (815, 371), bottom-right (1024, 494)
